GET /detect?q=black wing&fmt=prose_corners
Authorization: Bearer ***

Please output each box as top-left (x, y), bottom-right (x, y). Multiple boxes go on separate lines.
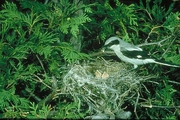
top-left (121, 50), bottom-right (154, 59)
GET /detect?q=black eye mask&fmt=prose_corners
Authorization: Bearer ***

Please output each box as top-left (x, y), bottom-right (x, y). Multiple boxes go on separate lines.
top-left (104, 40), bottom-right (120, 48)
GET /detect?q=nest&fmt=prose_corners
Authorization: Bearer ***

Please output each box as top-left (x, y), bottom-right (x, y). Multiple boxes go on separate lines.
top-left (61, 58), bottom-right (154, 119)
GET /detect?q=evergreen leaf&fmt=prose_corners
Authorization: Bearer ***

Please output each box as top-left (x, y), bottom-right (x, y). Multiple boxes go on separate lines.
top-left (19, 0), bottom-right (48, 13)
top-left (58, 42), bottom-right (89, 63)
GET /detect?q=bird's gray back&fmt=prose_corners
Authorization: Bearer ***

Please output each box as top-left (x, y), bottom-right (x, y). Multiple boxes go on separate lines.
top-left (105, 36), bottom-right (142, 51)
top-left (118, 39), bottom-right (142, 51)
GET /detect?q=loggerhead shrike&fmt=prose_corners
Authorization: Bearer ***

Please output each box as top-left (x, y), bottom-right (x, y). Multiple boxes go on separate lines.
top-left (103, 36), bottom-right (180, 69)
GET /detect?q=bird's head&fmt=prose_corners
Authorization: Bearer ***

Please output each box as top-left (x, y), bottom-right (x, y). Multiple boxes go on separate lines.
top-left (102, 36), bottom-right (121, 52)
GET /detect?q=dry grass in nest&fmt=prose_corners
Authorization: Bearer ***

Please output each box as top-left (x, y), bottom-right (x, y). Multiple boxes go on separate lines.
top-left (61, 57), bottom-right (155, 119)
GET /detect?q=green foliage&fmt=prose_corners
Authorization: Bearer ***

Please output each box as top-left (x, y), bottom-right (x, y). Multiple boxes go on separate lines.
top-left (83, 0), bottom-right (179, 119)
top-left (57, 42), bottom-right (89, 63)
top-left (164, 53), bottom-right (180, 65)
top-left (142, 80), bottom-right (178, 119)
top-left (163, 12), bottom-right (180, 33)
top-left (0, 1), bottom-right (22, 23)
top-left (136, 0), bottom-right (180, 64)
top-left (52, 101), bottom-right (88, 119)
top-left (139, 0), bottom-right (174, 23)
top-left (26, 102), bottom-right (51, 119)
top-left (18, 0), bottom-right (48, 13)
top-left (0, 0), bottom-right (180, 119)
top-left (59, 14), bottom-right (91, 37)
top-left (0, 88), bottom-right (30, 118)
top-left (85, 0), bottom-right (138, 41)
top-left (44, 0), bottom-right (92, 37)
top-left (0, 0), bottom-right (91, 118)
top-left (156, 82), bottom-right (176, 106)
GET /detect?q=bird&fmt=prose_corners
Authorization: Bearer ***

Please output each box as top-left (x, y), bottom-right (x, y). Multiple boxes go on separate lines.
top-left (103, 36), bottom-right (180, 69)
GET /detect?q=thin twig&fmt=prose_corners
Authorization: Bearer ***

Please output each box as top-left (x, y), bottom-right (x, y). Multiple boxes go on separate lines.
top-left (36, 55), bottom-right (47, 75)
top-left (134, 92), bottom-right (140, 120)
top-left (32, 74), bottom-right (52, 89)
top-left (25, 88), bottom-right (42, 102)
top-left (98, 56), bottom-right (109, 64)
top-left (52, 76), bottom-right (58, 90)
top-left (144, 26), bottom-right (163, 43)
top-left (141, 104), bottom-right (180, 109)
top-left (160, 37), bottom-right (177, 59)
top-left (141, 83), bottom-right (150, 94)
top-left (145, 9), bottom-right (153, 21)
top-left (168, 80), bottom-right (180, 85)
top-left (137, 35), bottom-right (172, 47)
top-left (89, 50), bottom-right (115, 58)
top-left (146, 80), bottom-right (159, 85)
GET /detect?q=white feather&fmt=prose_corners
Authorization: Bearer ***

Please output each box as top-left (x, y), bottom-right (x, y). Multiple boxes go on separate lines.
top-left (104, 36), bottom-right (180, 68)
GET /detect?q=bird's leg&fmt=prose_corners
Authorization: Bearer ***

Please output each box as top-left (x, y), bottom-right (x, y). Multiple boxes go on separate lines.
top-left (134, 64), bottom-right (138, 69)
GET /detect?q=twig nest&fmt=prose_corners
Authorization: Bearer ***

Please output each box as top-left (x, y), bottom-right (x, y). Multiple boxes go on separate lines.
top-left (62, 58), bottom-right (154, 119)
